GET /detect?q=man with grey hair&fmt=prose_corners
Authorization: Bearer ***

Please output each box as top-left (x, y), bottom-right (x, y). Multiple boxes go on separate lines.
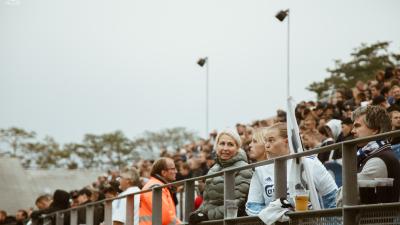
top-left (351, 105), bottom-right (400, 202)
top-left (112, 167), bottom-right (141, 225)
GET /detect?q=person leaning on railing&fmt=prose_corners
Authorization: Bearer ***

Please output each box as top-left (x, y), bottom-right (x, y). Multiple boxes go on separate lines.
top-left (188, 128), bottom-right (253, 224)
top-left (245, 123), bottom-right (338, 216)
top-left (30, 190), bottom-right (70, 225)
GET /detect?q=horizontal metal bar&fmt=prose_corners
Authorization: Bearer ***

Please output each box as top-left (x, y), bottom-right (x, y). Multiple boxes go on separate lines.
top-left (41, 129), bottom-right (400, 219)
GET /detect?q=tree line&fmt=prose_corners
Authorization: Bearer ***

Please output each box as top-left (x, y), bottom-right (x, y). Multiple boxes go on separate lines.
top-left (307, 41), bottom-right (400, 99)
top-left (0, 127), bottom-right (199, 170)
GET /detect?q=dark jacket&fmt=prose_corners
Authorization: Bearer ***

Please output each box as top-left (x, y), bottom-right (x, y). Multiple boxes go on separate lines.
top-left (77, 200), bottom-right (104, 225)
top-left (358, 144), bottom-right (400, 202)
top-left (31, 190), bottom-right (70, 225)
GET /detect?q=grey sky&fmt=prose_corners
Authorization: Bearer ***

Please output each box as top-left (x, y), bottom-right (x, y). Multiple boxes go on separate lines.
top-left (1, 0), bottom-right (399, 143)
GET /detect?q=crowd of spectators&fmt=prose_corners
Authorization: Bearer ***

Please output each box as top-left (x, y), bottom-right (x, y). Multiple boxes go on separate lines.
top-left (2, 67), bottom-right (400, 225)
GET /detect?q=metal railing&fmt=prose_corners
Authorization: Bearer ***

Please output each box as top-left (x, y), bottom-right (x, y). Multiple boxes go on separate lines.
top-left (39, 130), bottom-right (400, 225)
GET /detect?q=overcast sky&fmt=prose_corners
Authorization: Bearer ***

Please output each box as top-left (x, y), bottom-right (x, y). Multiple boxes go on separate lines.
top-left (1, 0), bottom-right (399, 144)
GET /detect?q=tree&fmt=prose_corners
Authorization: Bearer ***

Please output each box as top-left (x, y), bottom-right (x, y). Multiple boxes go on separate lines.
top-left (307, 41), bottom-right (400, 99)
top-left (22, 136), bottom-right (67, 169)
top-left (101, 130), bottom-right (137, 169)
top-left (0, 127), bottom-right (36, 157)
top-left (133, 127), bottom-right (199, 159)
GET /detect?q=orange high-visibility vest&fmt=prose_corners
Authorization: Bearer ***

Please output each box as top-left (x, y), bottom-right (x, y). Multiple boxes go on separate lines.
top-left (139, 177), bottom-right (181, 225)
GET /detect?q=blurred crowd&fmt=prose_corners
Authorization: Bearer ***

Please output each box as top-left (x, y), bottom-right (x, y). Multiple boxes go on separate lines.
top-left (2, 66), bottom-right (400, 225)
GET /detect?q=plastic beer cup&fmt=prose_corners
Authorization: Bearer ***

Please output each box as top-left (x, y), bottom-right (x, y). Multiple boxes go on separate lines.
top-left (294, 190), bottom-right (309, 211)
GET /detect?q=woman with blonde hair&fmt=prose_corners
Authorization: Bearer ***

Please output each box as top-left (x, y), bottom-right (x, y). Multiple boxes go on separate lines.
top-left (245, 123), bottom-right (337, 216)
top-left (248, 127), bottom-right (269, 163)
top-left (189, 128), bottom-right (253, 224)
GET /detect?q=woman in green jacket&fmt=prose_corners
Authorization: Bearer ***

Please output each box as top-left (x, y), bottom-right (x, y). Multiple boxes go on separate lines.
top-left (189, 128), bottom-right (253, 224)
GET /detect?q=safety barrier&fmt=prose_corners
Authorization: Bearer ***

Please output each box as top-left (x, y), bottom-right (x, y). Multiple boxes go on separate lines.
top-left (39, 130), bottom-right (400, 225)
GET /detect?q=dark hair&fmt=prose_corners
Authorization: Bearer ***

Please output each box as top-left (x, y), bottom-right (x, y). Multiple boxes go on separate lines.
top-left (318, 125), bottom-right (333, 138)
top-left (78, 188), bottom-right (92, 198)
top-left (17, 210), bottom-right (28, 219)
top-left (51, 189), bottom-right (70, 209)
top-left (385, 67), bottom-right (394, 80)
top-left (372, 95), bottom-right (386, 105)
top-left (381, 86), bottom-right (390, 96)
top-left (342, 117), bottom-right (353, 125)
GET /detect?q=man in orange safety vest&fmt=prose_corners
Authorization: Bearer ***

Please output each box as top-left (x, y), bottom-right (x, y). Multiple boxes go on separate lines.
top-left (139, 157), bottom-right (181, 225)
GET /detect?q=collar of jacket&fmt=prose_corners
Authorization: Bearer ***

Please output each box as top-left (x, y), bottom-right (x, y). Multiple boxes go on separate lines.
top-left (216, 148), bottom-right (248, 168)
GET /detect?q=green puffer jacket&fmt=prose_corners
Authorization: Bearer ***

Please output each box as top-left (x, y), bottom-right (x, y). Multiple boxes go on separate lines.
top-left (195, 149), bottom-right (253, 220)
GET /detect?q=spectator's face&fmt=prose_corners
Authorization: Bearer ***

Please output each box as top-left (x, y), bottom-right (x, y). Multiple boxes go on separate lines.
top-left (237, 126), bottom-right (246, 142)
top-left (36, 199), bottom-right (51, 210)
top-left (216, 134), bottom-right (239, 160)
top-left (335, 92), bottom-right (344, 103)
top-left (248, 138), bottom-right (267, 162)
top-left (304, 118), bottom-right (316, 130)
top-left (119, 176), bottom-right (132, 191)
top-left (391, 111), bottom-right (400, 129)
top-left (323, 108), bottom-right (334, 119)
top-left (352, 115), bottom-right (378, 146)
top-left (341, 124), bottom-right (353, 137)
top-left (77, 194), bottom-right (89, 204)
top-left (356, 81), bottom-right (365, 91)
top-left (371, 87), bottom-right (380, 98)
top-left (301, 134), bottom-right (317, 149)
top-left (392, 87), bottom-right (400, 100)
top-left (16, 211), bottom-right (26, 221)
top-left (161, 158), bottom-right (177, 182)
top-left (0, 212), bottom-right (5, 222)
top-left (264, 129), bottom-right (289, 159)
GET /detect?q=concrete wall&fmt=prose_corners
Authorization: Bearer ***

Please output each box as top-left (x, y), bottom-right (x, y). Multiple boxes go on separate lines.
top-left (0, 157), bottom-right (101, 214)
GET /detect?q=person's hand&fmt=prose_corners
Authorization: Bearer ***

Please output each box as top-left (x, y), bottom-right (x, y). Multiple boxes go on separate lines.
top-left (189, 211), bottom-right (208, 225)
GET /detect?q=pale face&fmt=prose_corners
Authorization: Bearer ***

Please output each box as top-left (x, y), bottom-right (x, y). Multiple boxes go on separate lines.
top-left (304, 118), bottom-right (316, 130)
top-left (16, 211), bottom-right (26, 221)
top-left (264, 129), bottom-right (289, 159)
top-left (248, 137), bottom-right (267, 162)
top-left (161, 158), bottom-right (177, 182)
top-left (119, 176), bottom-right (131, 191)
top-left (370, 87), bottom-right (380, 98)
top-left (77, 194), bottom-right (89, 205)
top-left (391, 111), bottom-right (400, 129)
top-left (352, 115), bottom-right (378, 147)
top-left (36, 199), bottom-right (51, 210)
top-left (216, 134), bottom-right (239, 160)
top-left (392, 87), bottom-right (400, 100)
top-left (301, 134), bottom-right (317, 149)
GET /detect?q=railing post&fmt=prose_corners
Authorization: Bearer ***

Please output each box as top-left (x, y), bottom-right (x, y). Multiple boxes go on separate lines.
top-left (224, 170), bottom-right (235, 217)
top-left (184, 180), bottom-right (195, 223)
top-left (274, 159), bottom-right (287, 200)
top-left (152, 187), bottom-right (163, 225)
top-left (56, 212), bottom-right (63, 225)
top-left (342, 142), bottom-right (358, 225)
top-left (274, 159), bottom-right (287, 225)
top-left (126, 194), bottom-right (134, 225)
top-left (70, 209), bottom-right (78, 225)
top-left (85, 205), bottom-right (94, 225)
top-left (43, 215), bottom-right (52, 225)
top-left (104, 200), bottom-right (113, 225)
